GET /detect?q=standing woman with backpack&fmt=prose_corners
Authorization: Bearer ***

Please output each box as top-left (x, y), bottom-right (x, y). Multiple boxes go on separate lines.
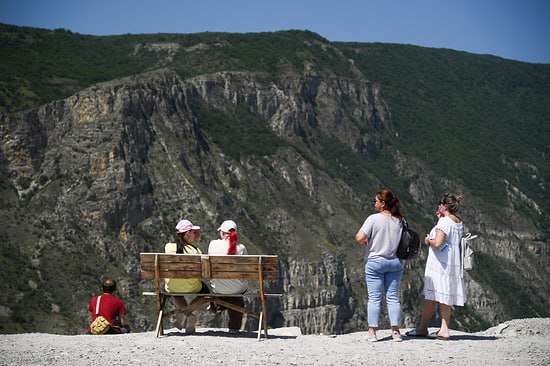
top-left (406, 194), bottom-right (464, 340)
top-left (355, 189), bottom-right (404, 342)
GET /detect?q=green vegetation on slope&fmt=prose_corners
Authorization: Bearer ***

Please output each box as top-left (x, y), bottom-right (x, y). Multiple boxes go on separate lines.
top-left (0, 24), bottom-right (354, 113)
top-left (339, 42), bottom-right (550, 223)
top-left (3, 24), bottom-right (547, 224)
top-left (194, 102), bottom-right (286, 160)
top-left (470, 252), bottom-right (548, 319)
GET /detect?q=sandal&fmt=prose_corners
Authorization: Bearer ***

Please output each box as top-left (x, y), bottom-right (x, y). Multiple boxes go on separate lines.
top-left (405, 329), bottom-right (428, 337)
top-left (429, 331), bottom-right (450, 340)
top-left (365, 332), bottom-right (378, 342)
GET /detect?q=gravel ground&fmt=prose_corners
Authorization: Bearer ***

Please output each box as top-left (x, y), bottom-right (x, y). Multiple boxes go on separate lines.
top-left (1, 318), bottom-right (549, 365)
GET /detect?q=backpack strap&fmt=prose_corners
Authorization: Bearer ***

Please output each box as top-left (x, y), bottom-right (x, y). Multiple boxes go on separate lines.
top-left (95, 295), bottom-right (102, 316)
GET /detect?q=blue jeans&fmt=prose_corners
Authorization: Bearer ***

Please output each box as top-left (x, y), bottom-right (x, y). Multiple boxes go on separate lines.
top-left (365, 257), bottom-right (404, 327)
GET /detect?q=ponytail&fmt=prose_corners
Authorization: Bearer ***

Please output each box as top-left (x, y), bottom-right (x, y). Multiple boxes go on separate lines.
top-left (227, 229), bottom-right (238, 255)
top-left (175, 232), bottom-right (197, 254)
top-left (377, 189), bottom-right (403, 219)
top-left (175, 233), bottom-right (185, 254)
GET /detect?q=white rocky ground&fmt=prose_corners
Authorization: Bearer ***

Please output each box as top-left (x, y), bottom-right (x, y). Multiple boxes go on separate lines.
top-left (1, 318), bottom-right (549, 365)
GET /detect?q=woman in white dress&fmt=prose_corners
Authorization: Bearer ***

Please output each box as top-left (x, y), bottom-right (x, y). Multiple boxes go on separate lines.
top-left (406, 194), bottom-right (464, 340)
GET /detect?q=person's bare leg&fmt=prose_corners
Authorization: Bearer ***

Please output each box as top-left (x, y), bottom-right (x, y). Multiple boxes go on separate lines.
top-left (438, 303), bottom-right (452, 338)
top-left (173, 296), bottom-right (188, 308)
top-left (416, 299), bottom-right (436, 334)
top-left (189, 295), bottom-right (206, 309)
top-left (172, 296), bottom-right (189, 330)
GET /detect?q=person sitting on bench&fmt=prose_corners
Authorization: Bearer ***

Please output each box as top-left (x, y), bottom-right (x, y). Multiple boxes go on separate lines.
top-left (207, 220), bottom-right (249, 334)
top-left (165, 219), bottom-right (210, 334)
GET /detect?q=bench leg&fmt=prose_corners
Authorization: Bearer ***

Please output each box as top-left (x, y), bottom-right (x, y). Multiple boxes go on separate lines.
top-left (155, 310), bottom-right (163, 337)
top-left (260, 297), bottom-right (268, 338)
top-left (257, 311), bottom-right (263, 341)
top-left (158, 295), bottom-right (168, 336)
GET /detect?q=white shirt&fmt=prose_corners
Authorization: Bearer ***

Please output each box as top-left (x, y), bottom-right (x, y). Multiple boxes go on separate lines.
top-left (207, 239), bottom-right (249, 294)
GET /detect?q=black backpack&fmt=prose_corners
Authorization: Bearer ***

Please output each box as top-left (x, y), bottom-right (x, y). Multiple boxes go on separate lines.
top-left (396, 220), bottom-right (420, 260)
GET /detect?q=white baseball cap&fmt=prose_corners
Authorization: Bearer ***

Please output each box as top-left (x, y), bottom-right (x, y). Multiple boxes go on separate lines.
top-left (217, 220), bottom-right (237, 233)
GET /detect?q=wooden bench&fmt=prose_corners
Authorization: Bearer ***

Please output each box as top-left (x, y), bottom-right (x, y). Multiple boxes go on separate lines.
top-left (140, 253), bottom-right (281, 338)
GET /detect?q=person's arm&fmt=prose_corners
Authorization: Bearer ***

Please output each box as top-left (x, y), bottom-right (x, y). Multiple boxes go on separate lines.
top-left (118, 313), bottom-right (126, 326)
top-left (424, 229), bottom-right (446, 249)
top-left (117, 300), bottom-right (127, 327)
top-left (355, 230), bottom-right (368, 245)
top-left (109, 309), bottom-right (127, 333)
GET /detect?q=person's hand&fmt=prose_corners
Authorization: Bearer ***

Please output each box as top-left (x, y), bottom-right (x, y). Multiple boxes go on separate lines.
top-left (355, 231), bottom-right (368, 245)
top-left (424, 235), bottom-right (431, 246)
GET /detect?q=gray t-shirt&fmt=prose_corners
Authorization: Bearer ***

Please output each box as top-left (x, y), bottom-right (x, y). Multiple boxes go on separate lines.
top-left (359, 213), bottom-right (403, 259)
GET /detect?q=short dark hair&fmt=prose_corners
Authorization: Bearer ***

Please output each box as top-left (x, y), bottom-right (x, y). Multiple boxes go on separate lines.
top-left (102, 278), bottom-right (117, 294)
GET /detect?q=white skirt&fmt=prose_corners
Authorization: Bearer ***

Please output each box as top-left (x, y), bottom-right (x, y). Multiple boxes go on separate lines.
top-left (423, 245), bottom-right (465, 306)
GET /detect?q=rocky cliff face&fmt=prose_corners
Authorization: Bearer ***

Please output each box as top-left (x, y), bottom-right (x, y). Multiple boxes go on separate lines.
top-left (1, 67), bottom-right (548, 334)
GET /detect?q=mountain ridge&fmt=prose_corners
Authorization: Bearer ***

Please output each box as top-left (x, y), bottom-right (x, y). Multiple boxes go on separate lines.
top-left (0, 25), bottom-right (548, 335)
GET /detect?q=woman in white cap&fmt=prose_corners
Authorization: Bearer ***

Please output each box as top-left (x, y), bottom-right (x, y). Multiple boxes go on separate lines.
top-left (207, 220), bottom-right (249, 333)
top-left (165, 219), bottom-right (209, 334)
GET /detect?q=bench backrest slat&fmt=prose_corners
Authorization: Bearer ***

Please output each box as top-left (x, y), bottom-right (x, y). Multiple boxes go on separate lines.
top-left (140, 253), bottom-right (280, 281)
top-left (140, 253), bottom-right (203, 264)
top-left (140, 270), bottom-right (203, 280)
top-left (141, 262), bottom-right (202, 271)
top-left (208, 256), bottom-right (279, 264)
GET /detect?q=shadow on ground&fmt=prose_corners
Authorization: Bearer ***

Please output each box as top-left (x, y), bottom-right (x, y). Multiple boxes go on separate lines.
top-left (163, 329), bottom-right (297, 340)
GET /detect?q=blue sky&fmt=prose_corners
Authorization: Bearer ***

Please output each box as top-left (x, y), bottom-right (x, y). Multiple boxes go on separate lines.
top-left (1, 0), bottom-right (549, 64)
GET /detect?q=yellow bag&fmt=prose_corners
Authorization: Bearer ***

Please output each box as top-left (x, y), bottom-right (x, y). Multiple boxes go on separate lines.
top-left (90, 296), bottom-right (111, 335)
top-left (90, 315), bottom-right (111, 335)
